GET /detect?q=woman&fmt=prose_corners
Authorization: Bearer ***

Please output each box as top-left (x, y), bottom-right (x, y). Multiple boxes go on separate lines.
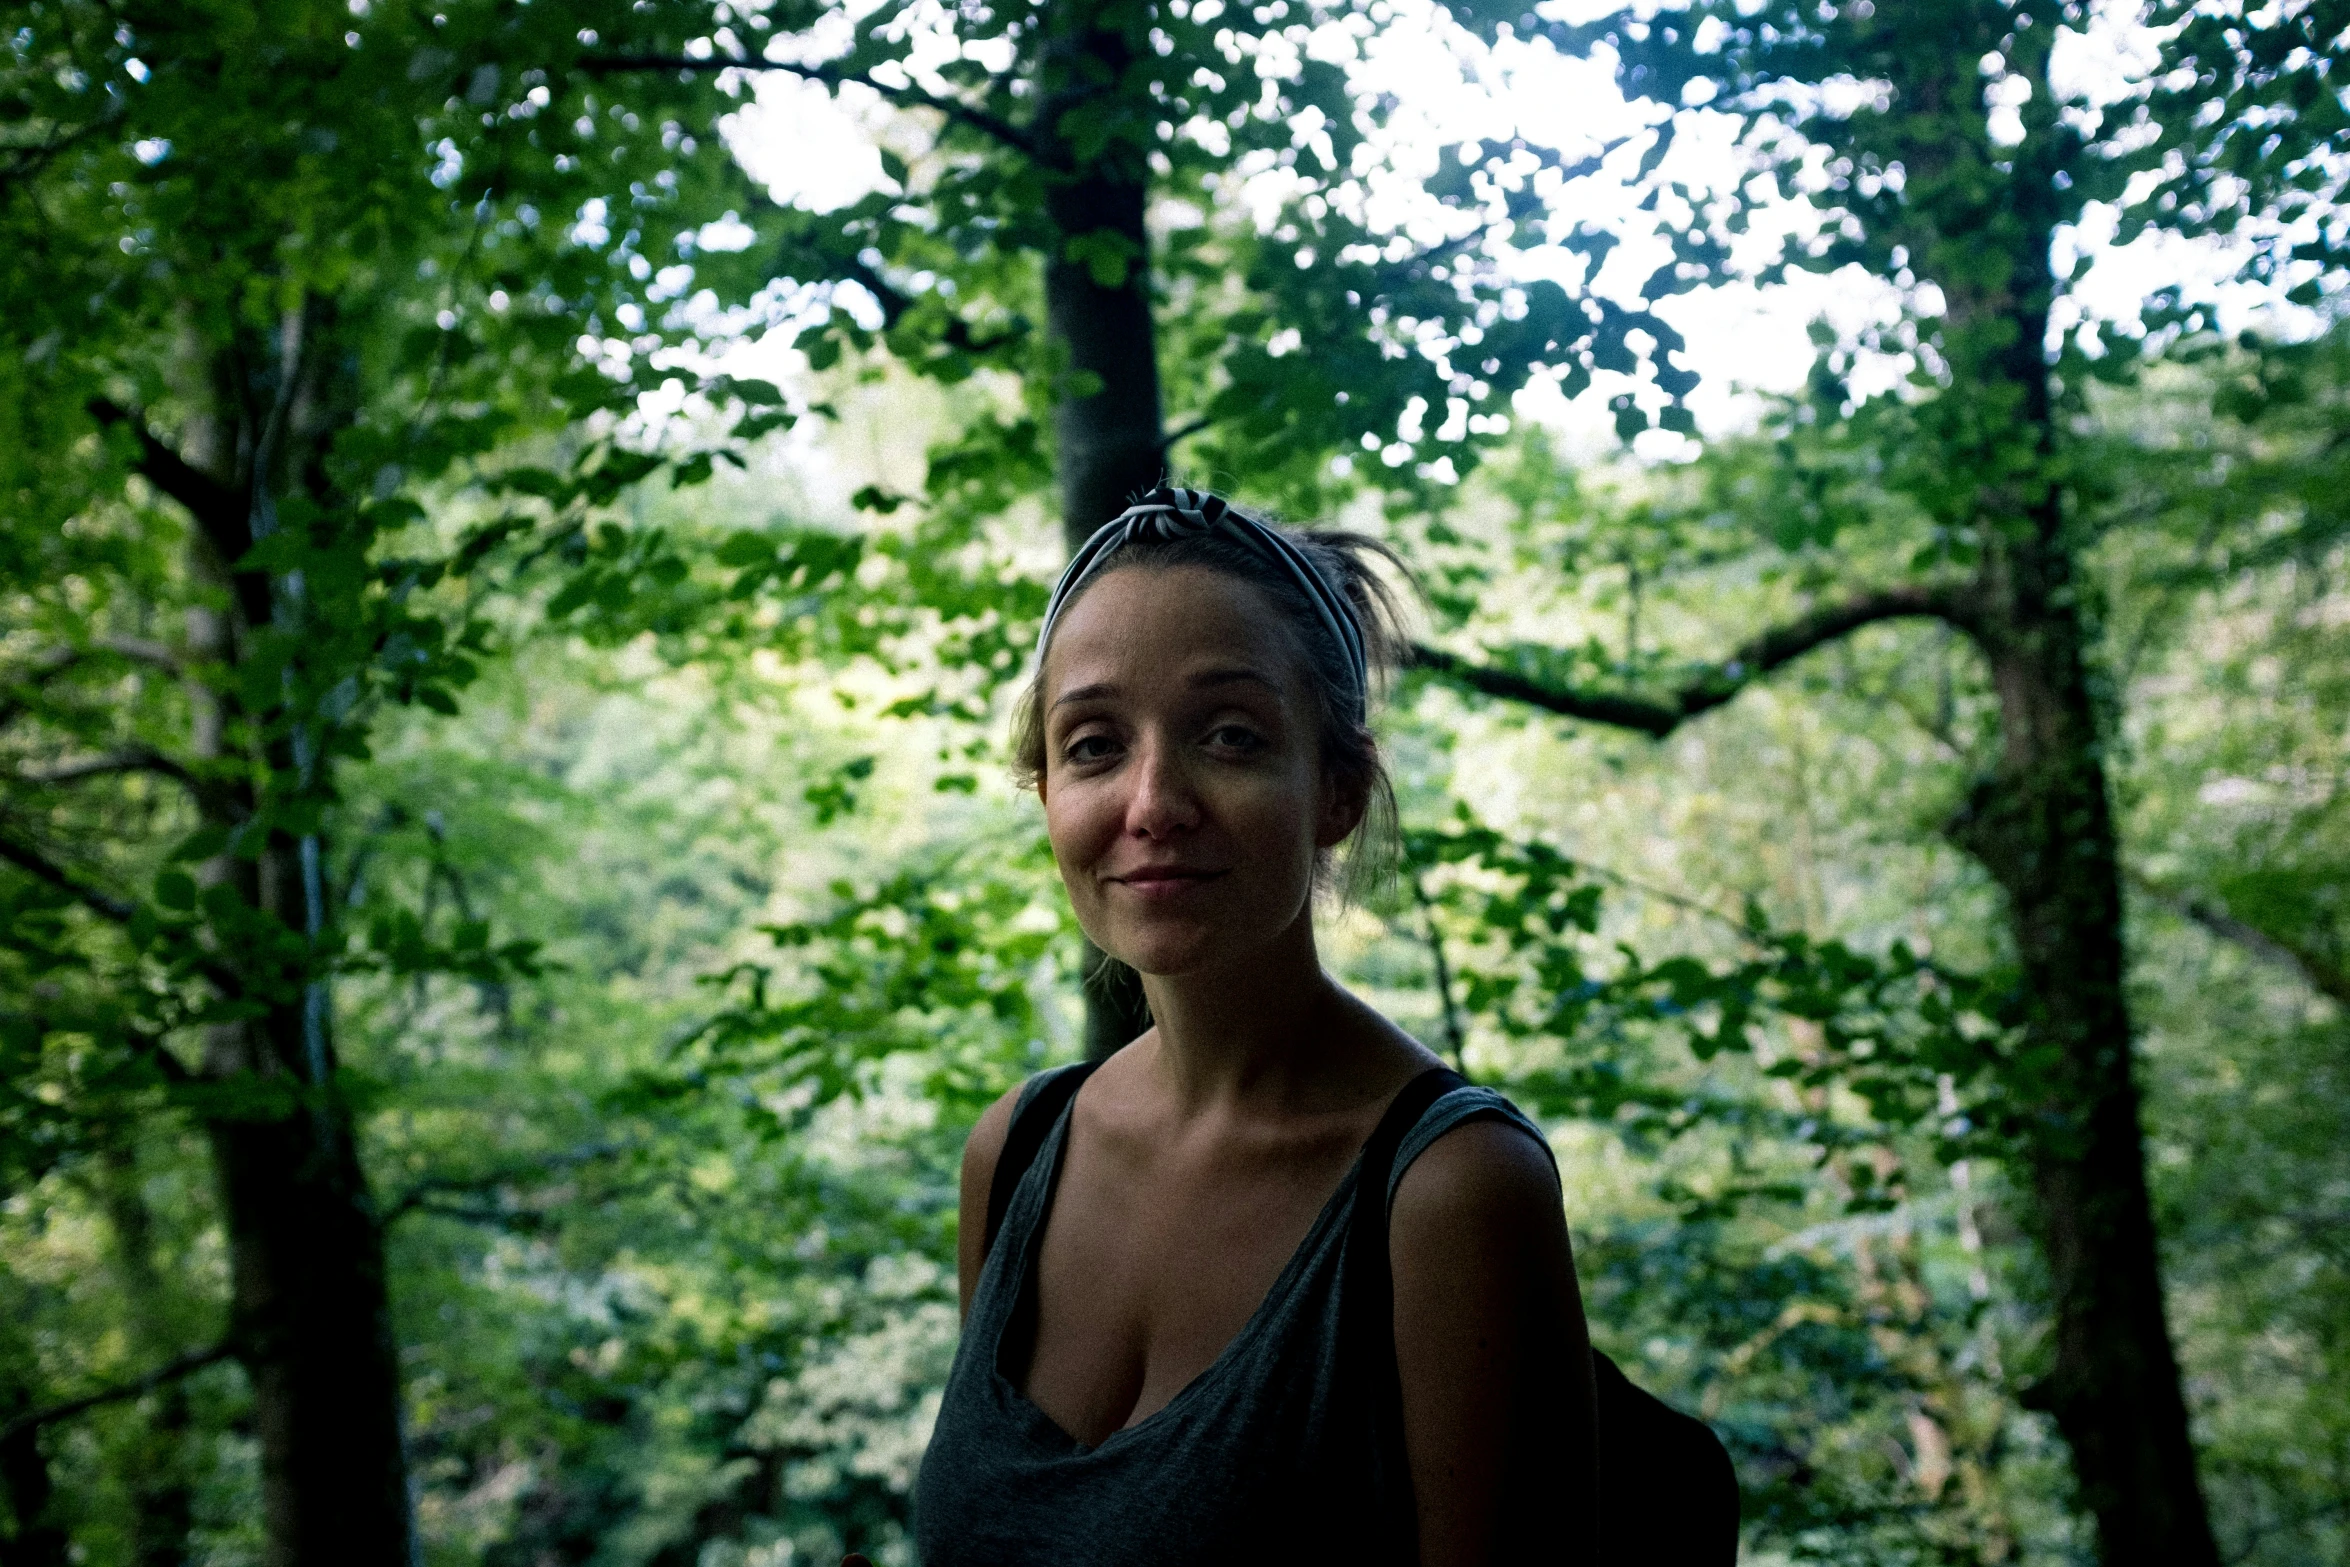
top-left (911, 487), bottom-right (1598, 1564)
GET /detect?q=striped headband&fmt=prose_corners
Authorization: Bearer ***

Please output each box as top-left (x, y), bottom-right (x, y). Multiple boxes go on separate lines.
top-left (1037, 486), bottom-right (1369, 723)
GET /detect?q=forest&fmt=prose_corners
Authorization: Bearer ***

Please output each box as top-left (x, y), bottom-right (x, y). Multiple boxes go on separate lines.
top-left (1, 0), bottom-right (2345, 1562)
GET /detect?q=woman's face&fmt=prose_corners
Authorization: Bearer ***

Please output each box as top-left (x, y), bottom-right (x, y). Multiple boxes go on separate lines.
top-left (1038, 565), bottom-right (1356, 978)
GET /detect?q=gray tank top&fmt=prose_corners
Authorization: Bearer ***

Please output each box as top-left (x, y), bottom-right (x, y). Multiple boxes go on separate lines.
top-left (913, 1065), bottom-right (1550, 1565)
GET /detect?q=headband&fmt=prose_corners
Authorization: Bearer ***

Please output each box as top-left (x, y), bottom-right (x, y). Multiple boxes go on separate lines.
top-left (1036, 486), bottom-right (1369, 723)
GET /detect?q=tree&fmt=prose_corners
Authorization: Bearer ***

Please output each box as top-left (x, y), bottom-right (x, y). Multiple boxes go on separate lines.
top-left (601, 0), bottom-right (1700, 1051)
top-left (0, 3), bottom-right (790, 1558)
top-left (1414, 4), bottom-right (2347, 1562)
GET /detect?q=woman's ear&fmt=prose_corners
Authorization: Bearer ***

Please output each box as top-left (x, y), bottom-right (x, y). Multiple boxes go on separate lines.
top-left (1316, 771), bottom-right (1367, 850)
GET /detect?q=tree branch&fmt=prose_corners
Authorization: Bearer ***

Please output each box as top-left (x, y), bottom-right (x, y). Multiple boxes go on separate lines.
top-left (0, 648), bottom-right (83, 729)
top-left (0, 1008), bottom-right (197, 1086)
top-left (841, 256), bottom-right (1026, 357)
top-left (2131, 873), bottom-right (2350, 1009)
top-left (0, 832), bottom-right (137, 924)
top-left (17, 748), bottom-right (201, 792)
top-left (383, 1140), bottom-right (635, 1227)
top-left (2, 641), bottom-right (180, 732)
top-left (0, 1342), bottom-right (237, 1446)
top-left (94, 634), bottom-right (183, 672)
top-left (86, 399), bottom-right (243, 541)
top-left (581, 55), bottom-right (1037, 158)
top-left (0, 832), bottom-right (246, 996)
top-left (1158, 414), bottom-right (1215, 452)
top-left (1413, 583), bottom-right (1979, 738)
top-left (85, 401), bottom-right (270, 628)
top-left (0, 102), bottom-right (126, 190)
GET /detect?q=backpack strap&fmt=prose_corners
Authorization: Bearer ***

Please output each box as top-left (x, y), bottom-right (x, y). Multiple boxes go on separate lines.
top-left (982, 1060), bottom-right (1102, 1260)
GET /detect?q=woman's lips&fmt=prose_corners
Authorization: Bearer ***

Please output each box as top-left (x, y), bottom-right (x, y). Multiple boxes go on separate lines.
top-left (1111, 867), bottom-right (1227, 897)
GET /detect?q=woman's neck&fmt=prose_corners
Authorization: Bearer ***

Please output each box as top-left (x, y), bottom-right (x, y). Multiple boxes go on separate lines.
top-left (1133, 912), bottom-right (1383, 1115)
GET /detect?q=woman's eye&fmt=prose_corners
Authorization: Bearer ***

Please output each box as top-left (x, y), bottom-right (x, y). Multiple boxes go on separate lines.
top-left (1063, 733), bottom-right (1118, 764)
top-left (1207, 724), bottom-right (1263, 752)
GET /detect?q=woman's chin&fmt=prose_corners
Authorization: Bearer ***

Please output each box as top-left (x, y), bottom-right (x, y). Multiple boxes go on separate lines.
top-left (1097, 925), bottom-right (1236, 980)
top-left (1104, 943), bottom-right (1211, 979)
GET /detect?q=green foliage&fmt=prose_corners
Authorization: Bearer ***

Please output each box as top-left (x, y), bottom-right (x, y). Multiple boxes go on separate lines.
top-left (1405, 816), bottom-right (2010, 1162)
top-left (4, 0), bottom-right (2348, 1563)
top-left (741, 0), bottom-right (1696, 522)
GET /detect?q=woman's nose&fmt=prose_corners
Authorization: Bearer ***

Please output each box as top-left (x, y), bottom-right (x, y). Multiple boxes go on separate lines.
top-left (1124, 734), bottom-right (1201, 838)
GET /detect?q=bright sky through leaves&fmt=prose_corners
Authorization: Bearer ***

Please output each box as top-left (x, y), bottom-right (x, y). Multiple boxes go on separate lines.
top-left (717, 0), bottom-right (2333, 460)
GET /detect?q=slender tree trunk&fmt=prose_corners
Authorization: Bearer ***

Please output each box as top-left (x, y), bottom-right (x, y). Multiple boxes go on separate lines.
top-left (1037, 0), bottom-right (1165, 1059)
top-left (0, 1390), bottom-right (69, 1567)
top-left (178, 321), bottom-right (417, 1567)
top-left (98, 1150), bottom-right (197, 1567)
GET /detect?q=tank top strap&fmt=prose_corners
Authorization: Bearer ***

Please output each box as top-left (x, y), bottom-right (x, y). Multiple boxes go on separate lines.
top-left (1383, 1084), bottom-right (1554, 1208)
top-left (1012, 1059), bottom-right (1094, 1119)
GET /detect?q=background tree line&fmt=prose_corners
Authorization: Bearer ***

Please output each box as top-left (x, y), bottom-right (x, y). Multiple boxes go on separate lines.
top-left (1, 0), bottom-right (2343, 1564)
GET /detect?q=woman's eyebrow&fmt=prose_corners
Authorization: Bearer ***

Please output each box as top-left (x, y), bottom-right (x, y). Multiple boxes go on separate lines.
top-left (1189, 666), bottom-right (1277, 693)
top-left (1051, 667), bottom-right (1275, 710)
top-left (1051, 681), bottom-right (1117, 710)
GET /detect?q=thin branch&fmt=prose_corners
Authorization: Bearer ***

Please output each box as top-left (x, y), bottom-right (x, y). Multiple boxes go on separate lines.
top-left (17, 748), bottom-right (200, 791)
top-left (0, 1008), bottom-right (196, 1085)
top-left (94, 634), bottom-right (182, 671)
top-left (0, 832), bottom-right (137, 924)
top-left (395, 1196), bottom-right (552, 1230)
top-left (1579, 858), bottom-right (1759, 942)
top-left (2132, 872), bottom-right (2350, 1008)
top-left (2, 641), bottom-right (180, 733)
top-left (0, 831), bottom-right (248, 995)
top-left (0, 104), bottom-right (126, 191)
top-left (841, 255), bottom-right (1026, 356)
top-left (1158, 413), bottom-right (1216, 452)
top-left (0, 1342), bottom-right (237, 1446)
top-left (1408, 873), bottom-right (1469, 1072)
top-left (10, 749), bottom-right (246, 826)
top-left (1407, 646), bottom-right (1681, 735)
top-left (581, 54), bottom-right (1037, 158)
top-left (383, 1140), bottom-right (635, 1226)
top-left (0, 647), bottom-right (84, 728)
top-left (1413, 582), bottom-right (1979, 739)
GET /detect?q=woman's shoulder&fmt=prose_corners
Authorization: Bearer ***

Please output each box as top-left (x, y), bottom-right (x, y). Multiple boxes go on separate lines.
top-left (1388, 1085), bottom-right (1554, 1202)
top-left (1387, 1086), bottom-right (1560, 1252)
top-left (956, 1062), bottom-right (1097, 1307)
top-left (961, 1061), bottom-right (1095, 1189)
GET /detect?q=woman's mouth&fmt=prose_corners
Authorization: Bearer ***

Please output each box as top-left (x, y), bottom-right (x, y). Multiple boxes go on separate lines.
top-left (1112, 866), bottom-right (1227, 896)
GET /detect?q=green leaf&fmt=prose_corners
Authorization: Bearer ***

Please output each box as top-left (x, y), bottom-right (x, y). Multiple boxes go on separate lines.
top-left (717, 530), bottom-right (775, 568)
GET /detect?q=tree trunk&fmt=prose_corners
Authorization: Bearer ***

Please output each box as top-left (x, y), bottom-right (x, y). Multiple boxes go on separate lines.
top-left (98, 1150), bottom-right (198, 1567)
top-left (1037, 0), bottom-right (1165, 1059)
top-left (1910, 29), bottom-right (2221, 1547)
top-left (178, 322), bottom-right (417, 1567)
top-left (1951, 590), bottom-right (2219, 1567)
top-left (202, 1048), bottom-right (413, 1567)
top-left (0, 1391), bottom-right (69, 1567)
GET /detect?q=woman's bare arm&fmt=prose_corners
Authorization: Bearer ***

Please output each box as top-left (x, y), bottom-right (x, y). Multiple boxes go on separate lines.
top-left (1390, 1119), bottom-right (1598, 1566)
top-left (956, 1085), bottom-right (1023, 1317)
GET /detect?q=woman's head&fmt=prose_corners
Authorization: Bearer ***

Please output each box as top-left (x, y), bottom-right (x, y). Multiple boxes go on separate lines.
top-left (1013, 488), bottom-right (1409, 979)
